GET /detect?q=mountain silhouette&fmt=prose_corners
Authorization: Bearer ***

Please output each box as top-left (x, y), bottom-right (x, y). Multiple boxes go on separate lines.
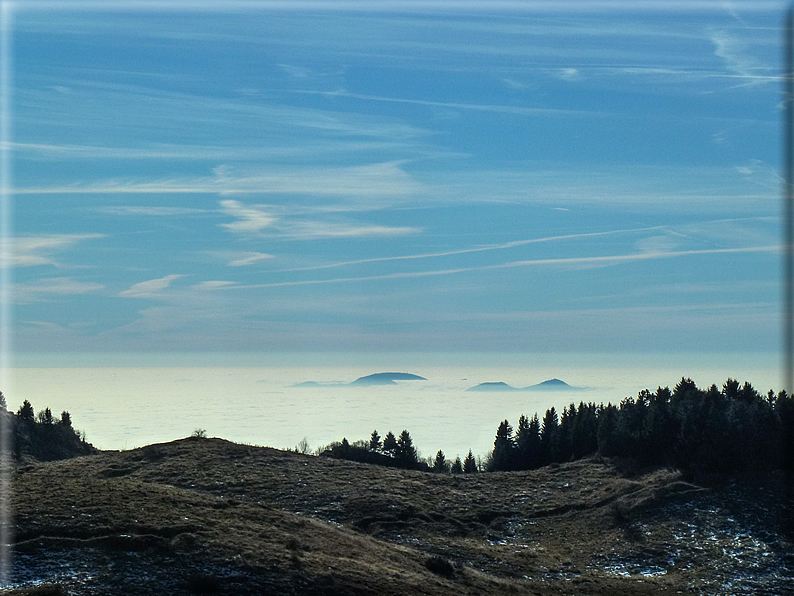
top-left (528, 378), bottom-right (582, 391)
top-left (466, 382), bottom-right (522, 392)
top-left (349, 372), bottom-right (427, 386)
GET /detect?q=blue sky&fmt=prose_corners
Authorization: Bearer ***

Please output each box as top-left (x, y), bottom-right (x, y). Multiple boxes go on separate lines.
top-left (6, 2), bottom-right (787, 359)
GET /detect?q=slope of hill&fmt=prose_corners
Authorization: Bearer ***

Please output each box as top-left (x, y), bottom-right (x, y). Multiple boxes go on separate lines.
top-left (8, 437), bottom-right (792, 595)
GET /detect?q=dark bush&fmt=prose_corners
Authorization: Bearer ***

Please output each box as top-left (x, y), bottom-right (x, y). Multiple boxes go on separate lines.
top-left (425, 555), bottom-right (456, 578)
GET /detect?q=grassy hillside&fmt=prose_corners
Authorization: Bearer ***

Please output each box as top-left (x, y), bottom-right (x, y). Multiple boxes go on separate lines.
top-left (7, 437), bottom-right (793, 595)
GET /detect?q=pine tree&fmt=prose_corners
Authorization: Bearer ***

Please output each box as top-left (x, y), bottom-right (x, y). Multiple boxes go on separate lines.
top-left (672, 377), bottom-right (699, 401)
top-left (571, 402), bottom-right (598, 460)
top-left (17, 400), bottom-right (34, 424)
top-left (382, 431), bottom-right (397, 456)
top-left (722, 378), bottom-right (740, 400)
top-left (369, 429), bottom-right (381, 451)
top-left (557, 404), bottom-right (576, 461)
top-left (489, 419), bottom-right (515, 471)
top-left (433, 450), bottom-right (449, 473)
top-left (463, 449), bottom-right (477, 473)
top-left (396, 430), bottom-right (418, 468)
top-left (450, 457), bottom-right (463, 474)
top-left (521, 413), bottom-right (543, 469)
top-left (597, 404), bottom-right (619, 456)
top-left (540, 407), bottom-right (559, 463)
top-left (514, 414), bottom-right (530, 469)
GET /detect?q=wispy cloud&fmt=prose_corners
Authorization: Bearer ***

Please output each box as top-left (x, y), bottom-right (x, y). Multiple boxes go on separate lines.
top-left (226, 252), bottom-right (274, 267)
top-left (192, 281), bottom-right (239, 290)
top-left (278, 220), bottom-right (419, 239)
top-left (5, 234), bottom-right (105, 268)
top-left (119, 274), bottom-right (184, 298)
top-left (17, 161), bottom-right (426, 202)
top-left (732, 159), bottom-right (780, 190)
top-left (554, 68), bottom-right (581, 81)
top-left (709, 28), bottom-right (775, 87)
top-left (16, 79), bottom-right (432, 144)
top-left (10, 140), bottom-right (424, 161)
top-left (218, 199), bottom-right (420, 239)
top-left (219, 200), bottom-right (275, 233)
top-left (96, 205), bottom-right (209, 216)
top-left (291, 89), bottom-right (605, 118)
top-left (213, 162), bottom-right (425, 199)
top-left (14, 277), bottom-right (105, 303)
top-left (205, 250), bottom-right (276, 267)
top-left (496, 245), bottom-right (778, 271)
top-left (228, 244), bottom-right (778, 290)
top-left (14, 177), bottom-right (217, 195)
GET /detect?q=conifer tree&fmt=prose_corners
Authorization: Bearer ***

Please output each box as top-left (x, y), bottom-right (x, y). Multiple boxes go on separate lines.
top-left (597, 403), bottom-right (619, 456)
top-left (17, 400), bottom-right (34, 424)
top-left (642, 392), bottom-right (674, 464)
top-left (432, 450), bottom-right (449, 473)
top-left (571, 402), bottom-right (598, 460)
top-left (519, 413), bottom-right (543, 469)
top-left (450, 456), bottom-right (463, 474)
top-left (672, 377), bottom-right (699, 401)
top-left (557, 405), bottom-right (576, 461)
top-left (722, 378), bottom-right (740, 400)
top-left (738, 381), bottom-right (759, 403)
top-left (382, 431), bottom-right (397, 455)
top-left (489, 419), bottom-right (515, 471)
top-left (369, 429), bottom-right (381, 451)
top-left (463, 449), bottom-right (477, 473)
top-left (514, 414), bottom-right (530, 469)
top-left (396, 430), bottom-right (418, 468)
top-left (540, 407), bottom-right (559, 463)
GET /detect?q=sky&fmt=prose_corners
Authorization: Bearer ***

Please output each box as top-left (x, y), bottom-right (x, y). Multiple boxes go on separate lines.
top-left (5, 1), bottom-right (789, 364)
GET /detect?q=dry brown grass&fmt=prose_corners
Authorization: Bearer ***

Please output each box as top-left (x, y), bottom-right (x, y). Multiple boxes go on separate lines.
top-left (6, 437), bottom-right (791, 595)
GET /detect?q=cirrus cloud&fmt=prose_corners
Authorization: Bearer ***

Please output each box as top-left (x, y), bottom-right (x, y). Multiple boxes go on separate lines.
top-left (119, 274), bottom-right (184, 298)
top-left (219, 200), bottom-right (275, 234)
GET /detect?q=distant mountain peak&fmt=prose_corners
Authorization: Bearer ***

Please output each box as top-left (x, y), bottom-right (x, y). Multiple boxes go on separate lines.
top-left (350, 372), bottom-right (427, 386)
top-left (466, 382), bottom-right (520, 392)
top-left (538, 378), bottom-right (569, 386)
top-left (529, 378), bottom-right (582, 391)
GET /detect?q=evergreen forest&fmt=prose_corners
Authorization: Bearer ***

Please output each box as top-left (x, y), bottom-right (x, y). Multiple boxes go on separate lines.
top-left (0, 394), bottom-right (95, 461)
top-left (323, 378), bottom-right (794, 484)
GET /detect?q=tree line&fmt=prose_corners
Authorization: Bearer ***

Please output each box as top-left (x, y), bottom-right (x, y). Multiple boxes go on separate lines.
top-left (320, 429), bottom-right (479, 473)
top-left (486, 378), bottom-right (794, 482)
top-left (322, 377), bottom-right (794, 483)
top-left (1, 394), bottom-right (94, 461)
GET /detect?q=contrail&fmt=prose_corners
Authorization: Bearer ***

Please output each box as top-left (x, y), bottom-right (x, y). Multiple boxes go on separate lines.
top-left (227, 245), bottom-right (779, 290)
top-left (277, 226), bottom-right (667, 273)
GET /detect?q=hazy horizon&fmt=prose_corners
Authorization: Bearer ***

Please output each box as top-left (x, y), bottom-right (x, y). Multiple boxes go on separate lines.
top-left (8, 350), bottom-right (783, 458)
